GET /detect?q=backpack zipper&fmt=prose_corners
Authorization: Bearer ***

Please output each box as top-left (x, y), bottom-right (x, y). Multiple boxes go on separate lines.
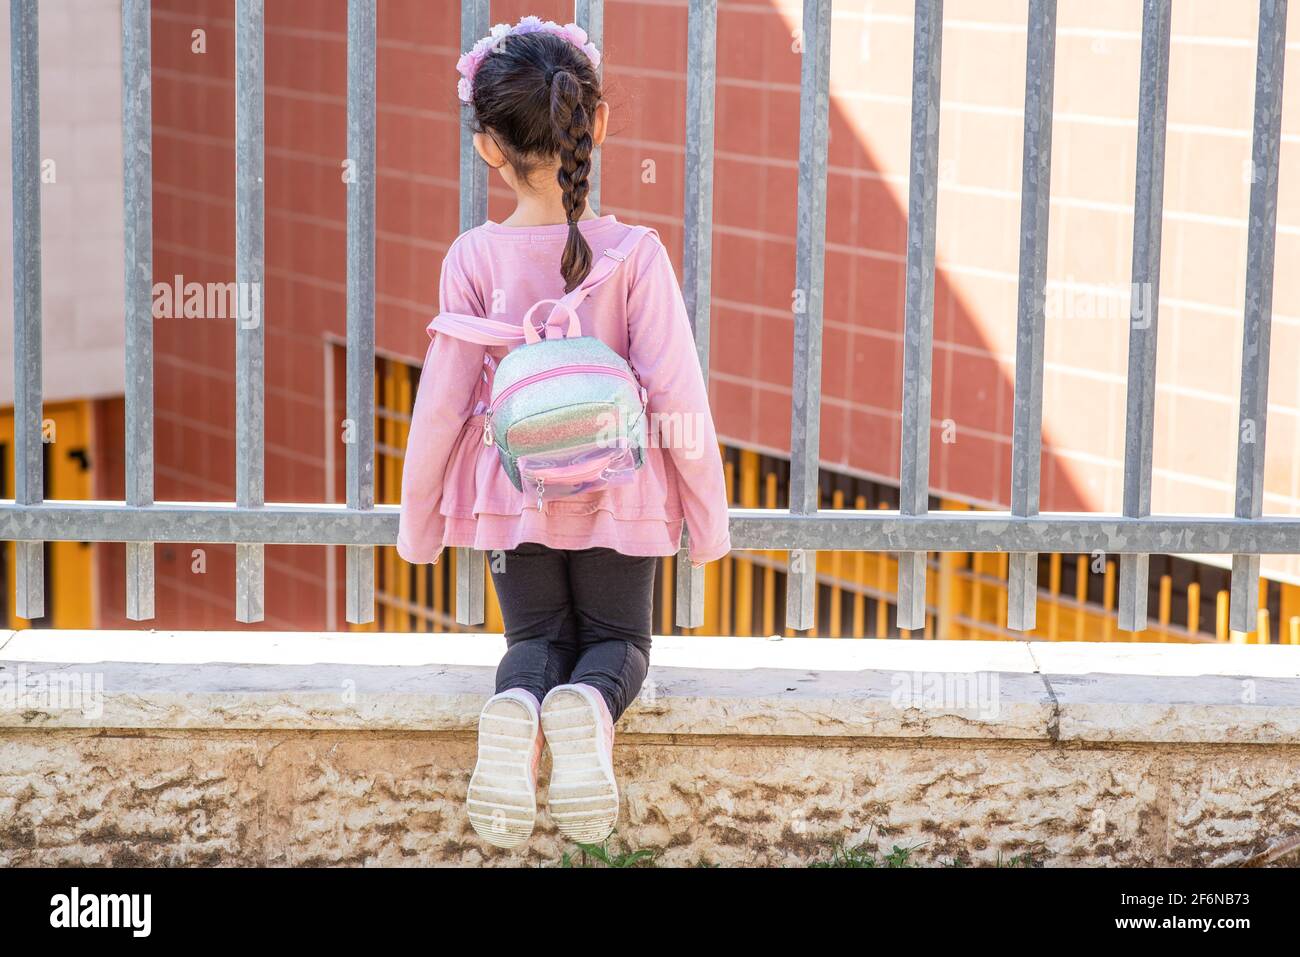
top-left (491, 364), bottom-right (639, 411)
top-left (482, 364), bottom-right (644, 446)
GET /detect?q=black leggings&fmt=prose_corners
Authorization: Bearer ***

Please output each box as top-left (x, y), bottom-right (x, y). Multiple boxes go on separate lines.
top-left (490, 542), bottom-right (656, 722)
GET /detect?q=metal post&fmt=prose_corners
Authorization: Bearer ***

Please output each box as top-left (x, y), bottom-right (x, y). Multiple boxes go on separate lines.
top-left (785, 0), bottom-right (833, 631)
top-left (10, 0), bottom-right (43, 621)
top-left (1118, 0), bottom-right (1172, 633)
top-left (345, 0), bottom-right (377, 625)
top-left (896, 0), bottom-right (944, 633)
top-left (123, 0), bottom-right (156, 621)
top-left (1230, 0), bottom-right (1288, 634)
top-left (673, 0), bottom-right (718, 629)
top-left (574, 0), bottom-right (603, 213)
top-left (455, 0), bottom-right (491, 626)
top-left (235, 0), bottom-right (266, 623)
top-left (1006, 0), bottom-right (1058, 632)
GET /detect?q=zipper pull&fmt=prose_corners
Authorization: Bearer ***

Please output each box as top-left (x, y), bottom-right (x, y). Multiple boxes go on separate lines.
top-left (628, 363), bottom-right (648, 406)
top-left (535, 477), bottom-right (545, 512)
top-left (483, 414), bottom-right (493, 446)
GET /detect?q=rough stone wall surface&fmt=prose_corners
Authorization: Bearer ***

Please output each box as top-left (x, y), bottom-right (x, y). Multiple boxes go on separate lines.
top-left (4, 633), bottom-right (1297, 867)
top-left (3, 729), bottom-right (1297, 868)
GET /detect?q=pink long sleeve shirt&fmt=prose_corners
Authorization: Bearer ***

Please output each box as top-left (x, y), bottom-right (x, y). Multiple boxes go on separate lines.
top-left (396, 215), bottom-right (732, 567)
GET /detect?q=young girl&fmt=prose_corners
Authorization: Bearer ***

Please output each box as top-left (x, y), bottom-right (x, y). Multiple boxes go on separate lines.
top-left (396, 17), bottom-right (730, 850)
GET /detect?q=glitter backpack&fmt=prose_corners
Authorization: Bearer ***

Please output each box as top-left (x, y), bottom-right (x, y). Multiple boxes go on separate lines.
top-left (429, 225), bottom-right (651, 510)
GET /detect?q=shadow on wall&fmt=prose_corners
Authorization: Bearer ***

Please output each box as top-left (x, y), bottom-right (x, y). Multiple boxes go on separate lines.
top-left (596, 0), bottom-right (1094, 513)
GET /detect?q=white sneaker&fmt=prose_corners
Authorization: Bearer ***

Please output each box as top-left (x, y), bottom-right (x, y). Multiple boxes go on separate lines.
top-left (541, 683), bottom-right (619, 843)
top-left (467, 688), bottom-right (543, 849)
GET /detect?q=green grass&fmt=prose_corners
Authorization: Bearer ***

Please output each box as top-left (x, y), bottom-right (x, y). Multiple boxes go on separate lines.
top-left (995, 850), bottom-right (1043, 868)
top-left (807, 839), bottom-right (922, 868)
top-left (551, 829), bottom-right (1046, 868)
top-left (559, 835), bottom-right (659, 868)
top-left (943, 849), bottom-right (1044, 868)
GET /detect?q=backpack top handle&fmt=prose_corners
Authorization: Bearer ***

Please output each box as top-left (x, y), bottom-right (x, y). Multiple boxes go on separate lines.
top-left (522, 298), bottom-right (583, 344)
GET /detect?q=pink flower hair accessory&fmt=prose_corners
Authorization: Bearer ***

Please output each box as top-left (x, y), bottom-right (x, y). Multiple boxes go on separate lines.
top-left (457, 15), bottom-right (602, 104)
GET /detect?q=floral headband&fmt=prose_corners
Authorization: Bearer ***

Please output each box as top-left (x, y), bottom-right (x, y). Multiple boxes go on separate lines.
top-left (457, 16), bottom-right (602, 104)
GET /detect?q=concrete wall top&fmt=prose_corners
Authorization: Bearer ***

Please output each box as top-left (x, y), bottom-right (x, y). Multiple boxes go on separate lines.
top-left (2, 630), bottom-right (1297, 746)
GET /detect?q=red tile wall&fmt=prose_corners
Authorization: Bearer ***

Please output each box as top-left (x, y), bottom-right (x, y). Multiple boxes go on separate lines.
top-left (102, 0), bottom-right (1300, 628)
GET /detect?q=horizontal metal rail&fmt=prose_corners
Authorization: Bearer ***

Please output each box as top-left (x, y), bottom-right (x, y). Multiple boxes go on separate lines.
top-left (3, 502), bottom-right (1300, 555)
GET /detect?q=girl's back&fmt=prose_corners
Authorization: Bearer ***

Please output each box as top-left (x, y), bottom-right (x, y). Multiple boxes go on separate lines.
top-left (396, 15), bottom-right (730, 852)
top-left (447, 215), bottom-right (642, 360)
top-left (398, 202), bottom-right (730, 567)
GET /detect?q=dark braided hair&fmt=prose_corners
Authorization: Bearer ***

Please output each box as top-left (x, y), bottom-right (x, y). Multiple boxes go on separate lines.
top-left (468, 31), bottom-right (601, 292)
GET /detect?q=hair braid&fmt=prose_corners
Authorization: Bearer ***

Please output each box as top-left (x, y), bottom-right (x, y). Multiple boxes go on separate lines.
top-left (467, 31), bottom-right (603, 292)
top-left (550, 70), bottom-right (594, 292)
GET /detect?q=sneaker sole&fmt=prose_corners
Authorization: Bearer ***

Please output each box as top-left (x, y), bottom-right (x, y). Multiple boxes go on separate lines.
top-left (542, 687), bottom-right (619, 844)
top-left (467, 695), bottom-right (538, 849)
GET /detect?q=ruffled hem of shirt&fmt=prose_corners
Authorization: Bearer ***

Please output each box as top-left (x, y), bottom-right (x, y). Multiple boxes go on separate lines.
top-left (442, 512), bottom-right (685, 558)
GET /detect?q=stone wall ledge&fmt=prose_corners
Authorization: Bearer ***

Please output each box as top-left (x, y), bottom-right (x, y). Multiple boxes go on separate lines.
top-left (2, 629), bottom-right (1298, 745)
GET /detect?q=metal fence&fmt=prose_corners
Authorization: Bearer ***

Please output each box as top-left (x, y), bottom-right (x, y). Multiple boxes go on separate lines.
top-left (3, 0), bottom-right (1299, 634)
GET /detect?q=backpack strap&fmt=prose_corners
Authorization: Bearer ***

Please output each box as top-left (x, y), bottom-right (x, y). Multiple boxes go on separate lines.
top-left (426, 310), bottom-right (527, 346)
top-left (541, 224), bottom-right (651, 328)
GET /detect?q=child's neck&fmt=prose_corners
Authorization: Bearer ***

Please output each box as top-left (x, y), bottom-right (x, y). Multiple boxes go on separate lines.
top-left (501, 192), bottom-right (601, 228)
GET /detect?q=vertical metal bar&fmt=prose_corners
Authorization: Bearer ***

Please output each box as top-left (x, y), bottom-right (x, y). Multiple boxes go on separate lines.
top-left (10, 0), bottom-right (43, 621)
top-left (785, 0), bottom-right (833, 631)
top-left (1231, 0), bottom-right (1288, 633)
top-left (674, 0), bottom-right (718, 629)
top-left (455, 0), bottom-right (490, 627)
top-left (574, 0), bottom-right (603, 213)
top-left (895, 0), bottom-right (944, 633)
top-left (345, 0), bottom-right (377, 625)
top-left (1006, 0), bottom-right (1057, 633)
top-left (1118, 0), bottom-right (1172, 634)
top-left (123, 0), bottom-right (156, 621)
top-left (459, 0), bottom-right (490, 235)
top-left (234, 0), bottom-right (266, 623)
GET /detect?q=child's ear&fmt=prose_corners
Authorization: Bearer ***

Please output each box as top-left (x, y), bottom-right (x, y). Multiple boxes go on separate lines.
top-left (473, 130), bottom-right (506, 170)
top-left (591, 101), bottom-right (610, 148)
